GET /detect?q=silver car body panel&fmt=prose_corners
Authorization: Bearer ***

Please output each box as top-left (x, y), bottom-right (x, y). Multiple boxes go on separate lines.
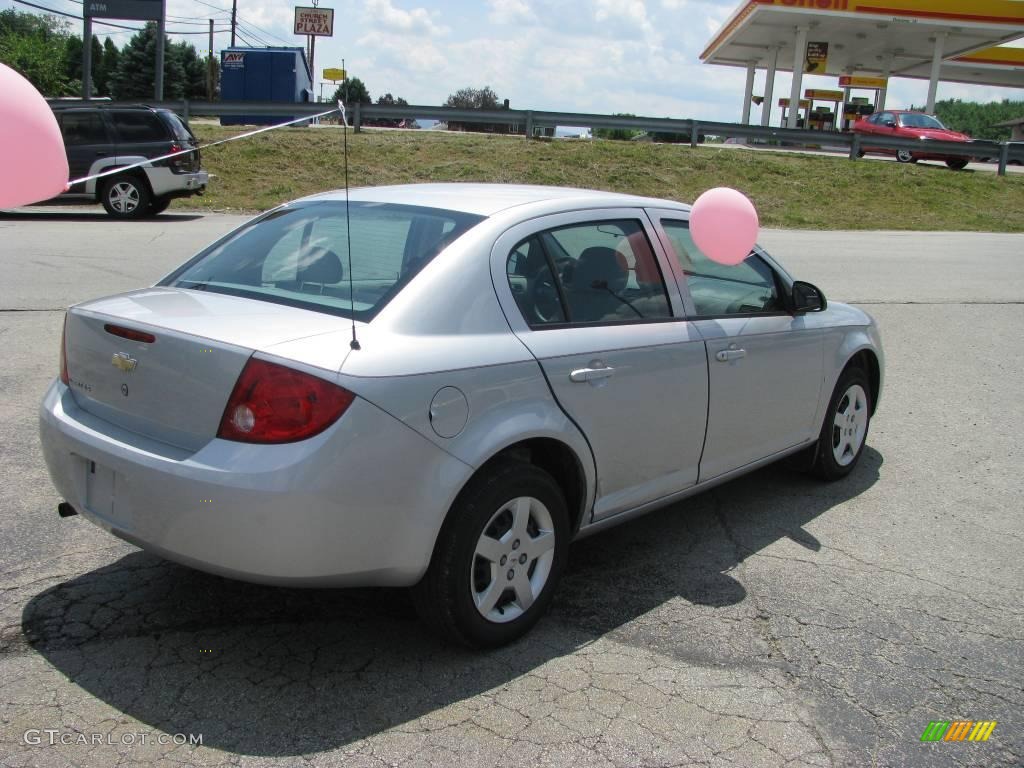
top-left (39, 183), bottom-right (885, 587)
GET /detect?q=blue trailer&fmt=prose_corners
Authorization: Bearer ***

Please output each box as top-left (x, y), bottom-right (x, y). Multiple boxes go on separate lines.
top-left (219, 47), bottom-right (314, 125)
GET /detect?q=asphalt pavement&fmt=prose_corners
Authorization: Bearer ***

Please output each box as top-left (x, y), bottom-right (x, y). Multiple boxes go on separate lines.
top-left (1, 208), bottom-right (1021, 767)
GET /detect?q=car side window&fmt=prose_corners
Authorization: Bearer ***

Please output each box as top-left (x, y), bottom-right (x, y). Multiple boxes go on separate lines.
top-left (112, 111), bottom-right (168, 142)
top-left (59, 112), bottom-right (108, 145)
top-left (506, 220), bottom-right (672, 327)
top-left (661, 220), bottom-right (782, 316)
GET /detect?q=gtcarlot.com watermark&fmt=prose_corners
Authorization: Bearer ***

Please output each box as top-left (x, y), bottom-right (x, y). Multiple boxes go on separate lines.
top-left (24, 729), bottom-right (202, 747)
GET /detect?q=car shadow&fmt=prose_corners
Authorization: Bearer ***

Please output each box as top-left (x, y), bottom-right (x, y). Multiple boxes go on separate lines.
top-left (20, 449), bottom-right (881, 757)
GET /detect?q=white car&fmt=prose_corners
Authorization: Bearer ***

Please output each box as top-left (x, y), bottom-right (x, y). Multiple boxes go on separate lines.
top-left (40, 184), bottom-right (883, 647)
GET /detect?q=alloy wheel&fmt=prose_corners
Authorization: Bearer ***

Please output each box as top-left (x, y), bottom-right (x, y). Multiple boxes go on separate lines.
top-left (470, 496), bottom-right (556, 623)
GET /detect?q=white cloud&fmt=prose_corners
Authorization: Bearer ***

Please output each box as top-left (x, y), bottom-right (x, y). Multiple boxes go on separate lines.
top-left (363, 0), bottom-right (448, 37)
top-left (488, 0), bottom-right (536, 25)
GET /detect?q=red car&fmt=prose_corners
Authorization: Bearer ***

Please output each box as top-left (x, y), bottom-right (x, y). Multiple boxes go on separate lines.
top-left (853, 110), bottom-right (973, 170)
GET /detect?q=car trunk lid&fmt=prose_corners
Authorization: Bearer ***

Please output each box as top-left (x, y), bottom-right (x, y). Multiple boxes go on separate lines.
top-left (64, 287), bottom-right (353, 451)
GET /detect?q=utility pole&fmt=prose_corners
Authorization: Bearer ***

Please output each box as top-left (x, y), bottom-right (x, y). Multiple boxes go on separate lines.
top-left (230, 0), bottom-right (237, 46)
top-left (307, 0), bottom-right (318, 87)
top-left (207, 19), bottom-right (215, 99)
top-left (154, 0), bottom-right (166, 100)
top-left (82, 16), bottom-right (92, 99)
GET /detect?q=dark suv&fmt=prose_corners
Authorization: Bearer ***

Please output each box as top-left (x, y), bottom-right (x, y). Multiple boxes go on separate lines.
top-left (49, 104), bottom-right (208, 218)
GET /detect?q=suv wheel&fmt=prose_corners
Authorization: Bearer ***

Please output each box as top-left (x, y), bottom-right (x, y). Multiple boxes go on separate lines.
top-left (149, 197), bottom-right (172, 215)
top-left (412, 461), bottom-right (569, 648)
top-left (101, 176), bottom-right (151, 218)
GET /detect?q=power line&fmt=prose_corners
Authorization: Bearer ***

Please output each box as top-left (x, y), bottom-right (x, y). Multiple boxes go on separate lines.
top-left (11, 0), bottom-right (231, 34)
top-left (189, 0), bottom-right (292, 45)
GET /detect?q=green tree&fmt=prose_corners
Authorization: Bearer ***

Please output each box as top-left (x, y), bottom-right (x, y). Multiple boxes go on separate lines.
top-left (594, 114), bottom-right (642, 141)
top-left (171, 40), bottom-right (207, 99)
top-left (108, 22), bottom-right (186, 100)
top-left (911, 98), bottom-right (1024, 141)
top-left (330, 76), bottom-right (371, 104)
top-left (370, 92), bottom-right (409, 127)
top-left (444, 85), bottom-right (500, 110)
top-left (95, 37), bottom-right (120, 96)
top-left (0, 10), bottom-right (75, 95)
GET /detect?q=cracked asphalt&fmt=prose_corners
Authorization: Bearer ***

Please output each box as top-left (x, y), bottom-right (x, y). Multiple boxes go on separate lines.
top-left (1, 207), bottom-right (1021, 767)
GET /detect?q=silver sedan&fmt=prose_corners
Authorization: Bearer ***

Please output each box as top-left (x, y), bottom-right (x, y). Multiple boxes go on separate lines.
top-left (40, 184), bottom-right (883, 647)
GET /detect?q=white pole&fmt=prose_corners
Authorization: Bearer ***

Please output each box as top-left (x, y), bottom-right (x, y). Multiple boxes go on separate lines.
top-left (762, 47), bottom-right (779, 127)
top-left (926, 33), bottom-right (945, 113)
top-left (787, 27), bottom-right (808, 128)
top-left (742, 61), bottom-right (756, 124)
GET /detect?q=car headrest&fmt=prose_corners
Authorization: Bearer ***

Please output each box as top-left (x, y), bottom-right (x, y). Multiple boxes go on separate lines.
top-left (296, 246), bottom-right (343, 285)
top-left (574, 246), bottom-right (628, 292)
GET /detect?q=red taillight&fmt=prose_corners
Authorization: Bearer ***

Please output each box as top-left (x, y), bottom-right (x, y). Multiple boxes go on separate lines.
top-left (104, 324), bottom-right (156, 343)
top-left (59, 314), bottom-right (69, 385)
top-left (217, 358), bottom-right (355, 444)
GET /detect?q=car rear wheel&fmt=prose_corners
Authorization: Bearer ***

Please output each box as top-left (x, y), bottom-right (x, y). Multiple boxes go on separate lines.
top-left (412, 461), bottom-right (569, 647)
top-left (896, 150), bottom-right (916, 164)
top-left (811, 366), bottom-right (872, 481)
top-left (945, 158), bottom-right (969, 171)
top-left (101, 175), bottom-right (151, 218)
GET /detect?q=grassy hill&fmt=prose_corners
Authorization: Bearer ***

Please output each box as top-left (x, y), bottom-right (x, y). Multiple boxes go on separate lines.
top-left (184, 124), bottom-right (1024, 232)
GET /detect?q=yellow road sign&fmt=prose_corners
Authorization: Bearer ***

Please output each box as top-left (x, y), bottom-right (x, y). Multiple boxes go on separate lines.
top-left (323, 68), bottom-right (346, 81)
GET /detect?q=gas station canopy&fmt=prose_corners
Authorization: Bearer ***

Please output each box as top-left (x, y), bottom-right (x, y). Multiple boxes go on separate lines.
top-left (702, 0), bottom-right (1024, 127)
top-left (703, 0), bottom-right (1023, 85)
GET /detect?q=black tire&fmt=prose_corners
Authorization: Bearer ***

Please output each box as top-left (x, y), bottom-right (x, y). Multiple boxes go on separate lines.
top-left (856, 150), bottom-right (866, 158)
top-left (149, 197), bottom-right (172, 215)
top-left (896, 150), bottom-right (916, 164)
top-left (412, 461), bottom-right (570, 648)
top-left (811, 366), bottom-right (872, 481)
top-left (945, 158), bottom-right (969, 171)
top-left (100, 175), bottom-right (151, 219)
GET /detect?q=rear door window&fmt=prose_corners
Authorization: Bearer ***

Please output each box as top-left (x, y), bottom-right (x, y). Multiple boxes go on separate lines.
top-left (506, 219), bottom-right (672, 327)
top-left (59, 112), bottom-right (109, 145)
top-left (112, 111), bottom-right (169, 142)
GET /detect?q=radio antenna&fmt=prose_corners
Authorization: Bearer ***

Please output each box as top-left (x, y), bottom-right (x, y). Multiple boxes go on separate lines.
top-left (339, 100), bottom-right (360, 351)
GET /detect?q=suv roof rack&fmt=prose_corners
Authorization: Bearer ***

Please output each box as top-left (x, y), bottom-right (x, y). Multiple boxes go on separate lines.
top-left (48, 101), bottom-right (156, 110)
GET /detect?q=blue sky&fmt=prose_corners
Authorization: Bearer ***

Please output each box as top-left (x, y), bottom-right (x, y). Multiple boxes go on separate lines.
top-left (7, 0), bottom-right (1023, 123)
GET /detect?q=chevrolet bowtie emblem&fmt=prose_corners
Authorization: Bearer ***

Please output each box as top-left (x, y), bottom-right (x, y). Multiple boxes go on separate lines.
top-left (111, 352), bottom-right (138, 373)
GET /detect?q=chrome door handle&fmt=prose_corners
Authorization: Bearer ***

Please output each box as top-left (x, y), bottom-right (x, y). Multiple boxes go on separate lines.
top-left (715, 348), bottom-right (747, 362)
top-left (570, 366), bottom-right (615, 383)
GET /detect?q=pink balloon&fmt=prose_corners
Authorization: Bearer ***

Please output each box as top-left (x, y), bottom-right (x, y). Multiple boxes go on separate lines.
top-left (0, 64), bottom-right (69, 209)
top-left (689, 187), bottom-right (759, 266)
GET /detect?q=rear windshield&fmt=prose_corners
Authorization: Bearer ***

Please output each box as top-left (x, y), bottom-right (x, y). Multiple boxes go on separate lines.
top-left (160, 201), bottom-right (485, 321)
top-left (162, 111), bottom-right (195, 142)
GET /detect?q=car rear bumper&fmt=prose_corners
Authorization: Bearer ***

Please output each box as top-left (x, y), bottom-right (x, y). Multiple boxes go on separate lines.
top-left (39, 380), bottom-right (470, 587)
top-left (148, 168), bottom-right (208, 198)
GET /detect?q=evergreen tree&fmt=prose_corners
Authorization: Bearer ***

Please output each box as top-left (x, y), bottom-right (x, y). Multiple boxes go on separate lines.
top-left (330, 77), bottom-right (371, 105)
top-left (97, 38), bottom-right (120, 96)
top-left (109, 22), bottom-right (186, 99)
top-left (171, 40), bottom-right (207, 99)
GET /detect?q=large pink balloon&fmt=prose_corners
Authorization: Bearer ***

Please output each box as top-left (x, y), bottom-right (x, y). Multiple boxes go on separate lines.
top-left (0, 64), bottom-right (69, 209)
top-left (689, 187), bottom-right (759, 266)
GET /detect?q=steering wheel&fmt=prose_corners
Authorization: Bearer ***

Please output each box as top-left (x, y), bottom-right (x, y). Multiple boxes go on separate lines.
top-left (725, 289), bottom-right (770, 315)
top-left (529, 269), bottom-right (562, 323)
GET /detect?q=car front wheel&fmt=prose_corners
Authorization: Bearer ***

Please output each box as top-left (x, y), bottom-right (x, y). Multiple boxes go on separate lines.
top-left (412, 461), bottom-right (569, 647)
top-left (896, 150), bottom-right (916, 163)
top-left (811, 366), bottom-right (872, 481)
top-left (101, 175), bottom-right (151, 218)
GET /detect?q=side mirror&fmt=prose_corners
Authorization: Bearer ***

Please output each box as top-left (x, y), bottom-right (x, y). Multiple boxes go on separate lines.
top-left (791, 281), bottom-right (826, 313)
top-left (884, 120), bottom-right (897, 128)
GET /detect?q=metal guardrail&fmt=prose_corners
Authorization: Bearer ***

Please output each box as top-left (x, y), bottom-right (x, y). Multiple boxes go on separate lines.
top-left (50, 99), bottom-right (1024, 176)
